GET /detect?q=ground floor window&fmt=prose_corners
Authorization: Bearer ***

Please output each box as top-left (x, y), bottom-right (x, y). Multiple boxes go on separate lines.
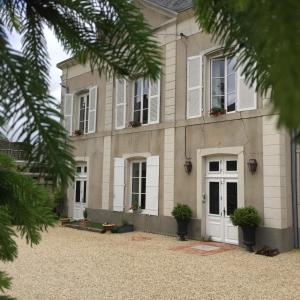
top-left (131, 161), bottom-right (146, 209)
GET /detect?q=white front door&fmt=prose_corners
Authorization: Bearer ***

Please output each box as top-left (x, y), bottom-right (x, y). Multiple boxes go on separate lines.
top-left (73, 165), bottom-right (88, 220)
top-left (205, 158), bottom-right (239, 244)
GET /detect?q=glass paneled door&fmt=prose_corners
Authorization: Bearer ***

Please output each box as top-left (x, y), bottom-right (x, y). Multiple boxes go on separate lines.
top-left (205, 158), bottom-right (239, 244)
top-left (73, 165), bottom-right (88, 219)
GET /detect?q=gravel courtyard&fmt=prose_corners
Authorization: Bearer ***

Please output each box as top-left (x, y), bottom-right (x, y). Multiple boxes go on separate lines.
top-left (1, 227), bottom-right (300, 300)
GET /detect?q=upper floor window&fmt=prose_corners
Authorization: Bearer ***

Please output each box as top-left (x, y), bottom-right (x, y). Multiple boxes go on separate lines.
top-left (79, 93), bottom-right (89, 133)
top-left (63, 86), bottom-right (98, 136)
top-left (133, 78), bottom-right (160, 126)
top-left (211, 56), bottom-right (236, 113)
top-left (134, 78), bottom-right (149, 124)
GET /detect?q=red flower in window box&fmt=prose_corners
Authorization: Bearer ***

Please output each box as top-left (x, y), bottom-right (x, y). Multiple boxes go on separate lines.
top-left (210, 107), bottom-right (226, 116)
top-left (128, 121), bottom-right (142, 128)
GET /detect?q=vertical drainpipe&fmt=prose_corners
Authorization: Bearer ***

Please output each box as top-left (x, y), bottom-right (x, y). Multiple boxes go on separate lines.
top-left (291, 129), bottom-right (299, 248)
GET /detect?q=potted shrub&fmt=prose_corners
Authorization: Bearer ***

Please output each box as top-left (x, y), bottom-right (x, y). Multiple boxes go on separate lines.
top-left (118, 219), bottom-right (134, 233)
top-left (210, 107), bottom-right (226, 116)
top-left (128, 121), bottom-right (142, 128)
top-left (80, 209), bottom-right (88, 227)
top-left (171, 203), bottom-right (192, 241)
top-left (74, 129), bottom-right (83, 136)
top-left (130, 198), bottom-right (141, 213)
top-left (230, 206), bottom-right (261, 252)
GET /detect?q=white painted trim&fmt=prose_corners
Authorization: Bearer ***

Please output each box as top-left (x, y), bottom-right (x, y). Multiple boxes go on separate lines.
top-left (72, 156), bottom-right (90, 220)
top-left (122, 152), bottom-right (152, 160)
top-left (187, 55), bottom-right (202, 119)
top-left (196, 147), bottom-right (244, 238)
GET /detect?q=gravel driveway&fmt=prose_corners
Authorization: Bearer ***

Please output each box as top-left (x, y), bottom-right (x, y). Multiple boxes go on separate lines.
top-left (1, 227), bottom-right (300, 300)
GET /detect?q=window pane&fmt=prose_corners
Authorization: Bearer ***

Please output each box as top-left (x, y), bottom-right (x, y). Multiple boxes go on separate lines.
top-left (227, 93), bottom-right (236, 112)
top-left (142, 162), bottom-right (146, 177)
top-left (83, 181), bottom-right (87, 203)
top-left (209, 161), bottom-right (219, 172)
top-left (142, 109), bottom-right (148, 124)
top-left (212, 96), bottom-right (224, 109)
top-left (117, 79), bottom-right (124, 104)
top-left (227, 182), bottom-right (237, 216)
top-left (75, 181), bottom-right (81, 203)
top-left (132, 178), bottom-right (139, 193)
top-left (84, 166), bottom-right (87, 173)
top-left (80, 97), bottom-right (85, 109)
top-left (209, 182), bottom-right (219, 214)
top-left (141, 178), bottom-right (146, 193)
top-left (85, 96), bottom-right (89, 133)
top-left (141, 194), bottom-right (146, 209)
top-left (212, 78), bottom-right (225, 96)
top-left (143, 79), bottom-right (149, 95)
top-left (227, 74), bottom-right (235, 93)
top-left (212, 59), bottom-right (224, 77)
top-left (76, 167), bottom-right (81, 173)
top-left (134, 79), bottom-right (141, 113)
top-left (132, 163), bottom-right (140, 177)
top-left (134, 110), bottom-right (140, 122)
top-left (226, 160), bottom-right (237, 171)
top-left (132, 194), bottom-right (139, 207)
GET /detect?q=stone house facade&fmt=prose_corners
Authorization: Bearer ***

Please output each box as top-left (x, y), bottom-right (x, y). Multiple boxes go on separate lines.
top-left (58, 0), bottom-right (299, 251)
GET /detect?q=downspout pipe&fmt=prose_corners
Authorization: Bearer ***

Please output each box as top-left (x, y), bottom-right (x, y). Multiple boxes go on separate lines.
top-left (291, 129), bottom-right (299, 248)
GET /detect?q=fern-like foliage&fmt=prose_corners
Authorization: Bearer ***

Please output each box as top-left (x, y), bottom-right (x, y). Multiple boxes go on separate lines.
top-left (193, 0), bottom-right (300, 130)
top-left (0, 153), bottom-right (55, 296)
top-left (0, 1), bottom-right (161, 296)
top-left (0, 0), bottom-right (161, 185)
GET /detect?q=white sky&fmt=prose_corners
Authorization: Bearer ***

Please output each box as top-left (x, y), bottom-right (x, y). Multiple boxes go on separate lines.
top-left (8, 27), bottom-right (69, 102)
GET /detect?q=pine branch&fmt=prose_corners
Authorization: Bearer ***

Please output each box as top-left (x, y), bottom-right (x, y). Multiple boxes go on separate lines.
top-left (193, 0), bottom-right (300, 130)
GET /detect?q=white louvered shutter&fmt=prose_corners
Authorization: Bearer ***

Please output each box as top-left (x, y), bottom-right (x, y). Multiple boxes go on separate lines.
top-left (237, 65), bottom-right (257, 111)
top-left (145, 156), bottom-right (159, 216)
top-left (148, 79), bottom-right (160, 124)
top-left (187, 55), bottom-right (202, 118)
top-left (88, 86), bottom-right (97, 133)
top-left (113, 158), bottom-right (125, 212)
top-left (115, 79), bottom-right (126, 129)
top-left (64, 94), bottom-right (73, 135)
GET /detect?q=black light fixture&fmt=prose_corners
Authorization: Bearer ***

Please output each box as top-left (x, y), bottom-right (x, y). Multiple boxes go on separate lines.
top-left (247, 159), bottom-right (257, 174)
top-left (184, 160), bottom-right (192, 174)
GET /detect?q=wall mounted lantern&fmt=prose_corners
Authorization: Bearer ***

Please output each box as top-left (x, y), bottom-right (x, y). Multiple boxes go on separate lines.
top-left (247, 159), bottom-right (257, 174)
top-left (184, 160), bottom-right (192, 174)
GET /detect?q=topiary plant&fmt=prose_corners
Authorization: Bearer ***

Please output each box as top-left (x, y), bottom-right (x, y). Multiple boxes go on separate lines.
top-left (83, 209), bottom-right (88, 219)
top-left (230, 206), bottom-right (261, 227)
top-left (172, 203), bottom-right (192, 222)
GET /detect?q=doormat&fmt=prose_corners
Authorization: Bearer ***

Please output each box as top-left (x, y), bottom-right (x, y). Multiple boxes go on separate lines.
top-left (170, 241), bottom-right (237, 256)
top-left (131, 236), bottom-right (152, 241)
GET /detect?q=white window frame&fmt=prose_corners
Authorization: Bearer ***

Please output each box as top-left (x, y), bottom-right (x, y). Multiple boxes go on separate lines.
top-left (130, 160), bottom-right (147, 210)
top-left (206, 157), bottom-right (238, 179)
top-left (210, 56), bottom-right (237, 114)
top-left (132, 78), bottom-right (149, 125)
top-left (78, 93), bottom-right (89, 134)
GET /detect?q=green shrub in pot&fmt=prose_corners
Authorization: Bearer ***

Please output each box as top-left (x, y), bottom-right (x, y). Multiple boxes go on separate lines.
top-left (230, 206), bottom-right (261, 252)
top-left (172, 203), bottom-right (192, 241)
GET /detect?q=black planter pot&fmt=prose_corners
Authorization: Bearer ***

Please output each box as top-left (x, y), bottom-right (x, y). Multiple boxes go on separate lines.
top-left (176, 219), bottom-right (189, 241)
top-left (242, 225), bottom-right (257, 252)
